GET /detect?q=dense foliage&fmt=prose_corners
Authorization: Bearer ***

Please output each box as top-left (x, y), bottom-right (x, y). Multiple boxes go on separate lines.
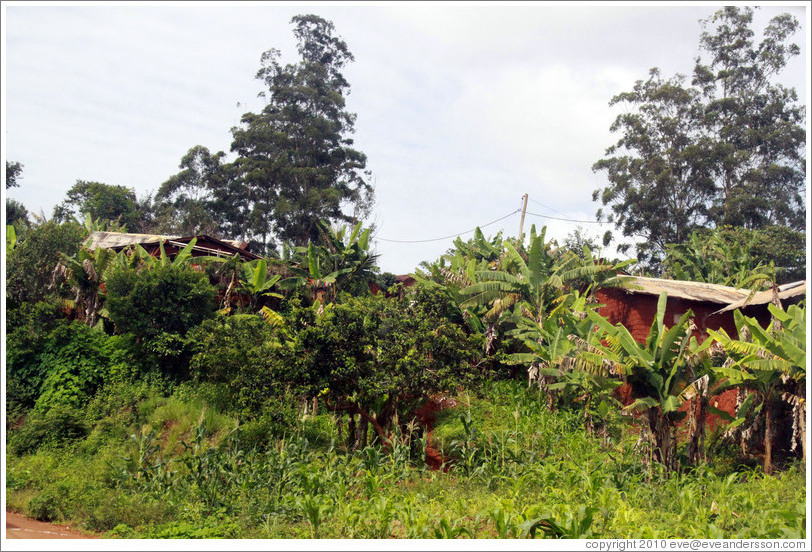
top-left (6, 220), bottom-right (86, 309)
top-left (593, 7), bottom-right (805, 268)
top-left (4, 8), bottom-right (807, 542)
top-left (4, 381), bottom-right (806, 539)
top-left (53, 180), bottom-right (145, 231)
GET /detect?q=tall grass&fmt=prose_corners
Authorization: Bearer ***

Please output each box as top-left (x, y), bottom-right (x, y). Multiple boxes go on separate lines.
top-left (5, 380), bottom-right (806, 538)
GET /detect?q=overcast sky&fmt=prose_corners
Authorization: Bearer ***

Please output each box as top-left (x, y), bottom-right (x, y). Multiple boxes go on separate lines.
top-left (2, 2), bottom-right (809, 274)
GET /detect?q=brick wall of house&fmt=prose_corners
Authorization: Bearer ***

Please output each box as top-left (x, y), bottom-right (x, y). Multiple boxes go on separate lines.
top-left (595, 288), bottom-right (743, 342)
top-left (594, 287), bottom-right (741, 421)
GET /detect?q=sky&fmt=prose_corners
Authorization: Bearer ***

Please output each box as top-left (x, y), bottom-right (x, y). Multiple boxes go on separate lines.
top-left (2, 1), bottom-right (809, 274)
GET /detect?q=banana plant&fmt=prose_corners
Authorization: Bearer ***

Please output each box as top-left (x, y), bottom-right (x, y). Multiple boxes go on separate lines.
top-left (283, 220), bottom-right (379, 304)
top-left (6, 224), bottom-right (17, 252)
top-left (663, 229), bottom-right (774, 290)
top-left (460, 225), bottom-right (627, 326)
top-left (126, 237), bottom-right (226, 272)
top-left (239, 258), bottom-right (283, 312)
top-left (707, 303), bottom-right (806, 473)
top-left (582, 292), bottom-right (700, 472)
top-left (52, 245), bottom-right (119, 327)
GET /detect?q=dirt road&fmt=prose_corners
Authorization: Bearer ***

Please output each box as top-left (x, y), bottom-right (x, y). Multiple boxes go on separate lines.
top-left (5, 511), bottom-right (97, 539)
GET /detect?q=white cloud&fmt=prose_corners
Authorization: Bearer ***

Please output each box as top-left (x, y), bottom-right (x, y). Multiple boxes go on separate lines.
top-left (3, 3), bottom-right (807, 274)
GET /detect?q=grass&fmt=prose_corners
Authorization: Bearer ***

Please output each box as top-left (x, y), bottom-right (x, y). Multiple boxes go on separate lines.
top-left (5, 380), bottom-right (806, 539)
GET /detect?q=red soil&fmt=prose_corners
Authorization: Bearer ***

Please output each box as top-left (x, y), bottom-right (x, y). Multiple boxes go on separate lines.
top-left (413, 396), bottom-right (457, 471)
top-left (5, 511), bottom-right (97, 539)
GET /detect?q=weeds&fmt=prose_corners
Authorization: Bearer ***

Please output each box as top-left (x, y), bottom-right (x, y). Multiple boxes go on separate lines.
top-left (5, 380), bottom-right (806, 539)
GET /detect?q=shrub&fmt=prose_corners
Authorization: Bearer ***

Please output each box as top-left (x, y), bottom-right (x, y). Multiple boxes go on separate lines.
top-left (105, 264), bottom-right (217, 378)
top-left (33, 322), bottom-right (119, 412)
top-left (6, 300), bottom-right (65, 420)
top-left (188, 314), bottom-right (294, 418)
top-left (5, 220), bottom-right (86, 310)
top-left (9, 405), bottom-right (89, 455)
top-left (106, 264), bottom-right (217, 339)
top-left (8, 316), bottom-right (128, 426)
top-left (286, 285), bottom-right (483, 444)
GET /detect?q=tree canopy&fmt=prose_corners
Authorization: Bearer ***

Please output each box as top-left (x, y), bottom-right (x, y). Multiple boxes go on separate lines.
top-left (53, 180), bottom-right (142, 231)
top-left (593, 7), bottom-right (805, 268)
top-left (6, 161), bottom-right (23, 189)
top-left (230, 14), bottom-right (373, 251)
top-left (153, 146), bottom-right (230, 237)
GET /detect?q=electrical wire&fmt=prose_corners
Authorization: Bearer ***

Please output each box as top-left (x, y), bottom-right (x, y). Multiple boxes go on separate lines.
top-left (525, 210), bottom-right (611, 225)
top-left (374, 209), bottom-right (521, 244)
top-left (527, 196), bottom-right (564, 215)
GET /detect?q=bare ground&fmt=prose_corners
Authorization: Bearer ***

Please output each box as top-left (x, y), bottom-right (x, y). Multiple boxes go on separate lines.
top-left (4, 510), bottom-right (97, 540)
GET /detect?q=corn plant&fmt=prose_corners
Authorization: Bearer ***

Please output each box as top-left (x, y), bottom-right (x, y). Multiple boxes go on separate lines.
top-left (522, 506), bottom-right (599, 538)
top-left (489, 502), bottom-right (520, 538)
top-left (432, 516), bottom-right (473, 538)
top-left (298, 493), bottom-right (332, 538)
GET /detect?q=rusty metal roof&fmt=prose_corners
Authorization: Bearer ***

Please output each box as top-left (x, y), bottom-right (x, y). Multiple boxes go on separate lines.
top-left (714, 280), bottom-right (806, 313)
top-left (613, 276), bottom-right (806, 312)
top-left (87, 231), bottom-right (174, 250)
top-left (617, 276), bottom-right (753, 304)
top-left (86, 231), bottom-right (259, 260)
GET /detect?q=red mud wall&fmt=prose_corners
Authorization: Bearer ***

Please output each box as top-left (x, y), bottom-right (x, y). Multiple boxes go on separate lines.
top-left (595, 288), bottom-right (740, 420)
top-left (595, 288), bottom-right (741, 342)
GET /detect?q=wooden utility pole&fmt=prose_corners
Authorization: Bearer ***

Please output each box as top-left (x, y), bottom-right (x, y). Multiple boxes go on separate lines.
top-left (518, 193), bottom-right (529, 243)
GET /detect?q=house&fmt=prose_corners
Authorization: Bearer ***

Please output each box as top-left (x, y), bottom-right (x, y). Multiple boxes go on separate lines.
top-left (595, 276), bottom-right (805, 431)
top-left (595, 276), bottom-right (806, 342)
top-left (86, 231), bottom-right (261, 262)
top-left (369, 274), bottom-right (416, 297)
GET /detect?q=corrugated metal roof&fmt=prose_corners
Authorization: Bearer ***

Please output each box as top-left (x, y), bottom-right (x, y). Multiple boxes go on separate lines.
top-left (618, 276), bottom-right (753, 304)
top-left (714, 281), bottom-right (806, 313)
top-left (88, 231), bottom-right (245, 250)
top-left (86, 231), bottom-right (259, 260)
top-left (87, 231), bottom-right (176, 249)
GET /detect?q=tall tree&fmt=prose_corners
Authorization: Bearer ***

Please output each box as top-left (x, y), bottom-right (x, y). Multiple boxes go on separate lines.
top-left (230, 14), bottom-right (373, 252)
top-left (593, 7), bottom-right (804, 267)
top-left (6, 198), bottom-right (28, 228)
top-left (592, 69), bottom-right (715, 266)
top-left (154, 146), bottom-right (230, 236)
top-left (54, 180), bottom-right (141, 231)
top-left (5, 161), bottom-right (28, 227)
top-left (693, 7), bottom-right (805, 230)
top-left (6, 161), bottom-right (23, 189)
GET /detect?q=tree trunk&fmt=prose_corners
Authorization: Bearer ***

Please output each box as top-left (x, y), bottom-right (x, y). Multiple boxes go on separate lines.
top-left (584, 400), bottom-right (594, 437)
top-left (686, 378), bottom-right (709, 466)
top-left (347, 414), bottom-right (357, 450)
top-left (798, 379), bottom-right (807, 465)
top-left (356, 416), bottom-right (368, 449)
top-left (648, 408), bottom-right (677, 472)
top-left (763, 402), bottom-right (773, 475)
top-left (799, 405), bottom-right (807, 466)
top-left (737, 388), bottom-right (748, 457)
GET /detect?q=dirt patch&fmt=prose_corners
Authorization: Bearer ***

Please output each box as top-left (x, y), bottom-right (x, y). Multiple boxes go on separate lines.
top-left (5, 510), bottom-right (98, 539)
top-left (413, 396), bottom-right (457, 471)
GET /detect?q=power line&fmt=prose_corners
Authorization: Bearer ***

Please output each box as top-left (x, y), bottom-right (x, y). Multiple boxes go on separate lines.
top-left (374, 209), bottom-right (521, 244)
top-left (527, 196), bottom-right (565, 215)
top-left (525, 210), bottom-right (612, 225)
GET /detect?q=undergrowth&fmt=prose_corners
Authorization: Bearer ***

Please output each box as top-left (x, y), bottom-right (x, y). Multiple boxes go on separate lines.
top-left (5, 380), bottom-right (806, 539)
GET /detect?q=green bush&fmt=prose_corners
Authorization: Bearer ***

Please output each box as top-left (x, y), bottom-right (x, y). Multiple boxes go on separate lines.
top-left (33, 322), bottom-right (120, 412)
top-left (26, 488), bottom-right (67, 522)
top-left (106, 264), bottom-right (217, 339)
top-left (5, 220), bottom-right (86, 310)
top-left (9, 405), bottom-right (89, 455)
top-left (284, 285), bottom-right (483, 445)
top-left (105, 264), bottom-right (217, 378)
top-left (188, 314), bottom-right (302, 419)
top-left (6, 300), bottom-right (66, 420)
